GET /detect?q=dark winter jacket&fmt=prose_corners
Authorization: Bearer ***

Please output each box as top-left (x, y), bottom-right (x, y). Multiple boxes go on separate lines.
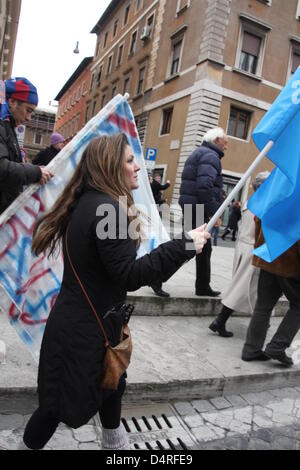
top-left (32, 145), bottom-right (60, 166)
top-left (38, 190), bottom-right (195, 428)
top-left (151, 179), bottom-right (170, 204)
top-left (179, 142), bottom-right (224, 220)
top-left (227, 205), bottom-right (241, 231)
top-left (0, 119), bottom-right (41, 214)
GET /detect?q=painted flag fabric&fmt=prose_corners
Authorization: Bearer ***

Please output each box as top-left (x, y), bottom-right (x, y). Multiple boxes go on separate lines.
top-left (247, 67), bottom-right (300, 262)
top-left (0, 95), bottom-right (169, 361)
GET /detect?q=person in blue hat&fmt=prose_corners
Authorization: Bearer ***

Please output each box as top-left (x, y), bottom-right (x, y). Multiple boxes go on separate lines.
top-left (0, 77), bottom-right (53, 214)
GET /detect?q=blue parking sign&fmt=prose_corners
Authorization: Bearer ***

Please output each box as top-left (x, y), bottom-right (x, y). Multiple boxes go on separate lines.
top-left (145, 148), bottom-right (157, 162)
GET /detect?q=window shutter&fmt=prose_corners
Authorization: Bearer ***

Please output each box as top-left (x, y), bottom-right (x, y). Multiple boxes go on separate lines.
top-left (173, 40), bottom-right (182, 61)
top-left (242, 32), bottom-right (261, 56)
top-left (292, 53), bottom-right (300, 73)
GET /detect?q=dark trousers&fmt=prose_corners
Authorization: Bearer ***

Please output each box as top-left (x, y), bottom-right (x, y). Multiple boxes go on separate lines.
top-left (195, 238), bottom-right (212, 293)
top-left (242, 270), bottom-right (300, 358)
top-left (181, 206), bottom-right (210, 293)
top-left (23, 375), bottom-right (126, 450)
top-left (222, 228), bottom-right (237, 241)
top-left (149, 280), bottom-right (163, 291)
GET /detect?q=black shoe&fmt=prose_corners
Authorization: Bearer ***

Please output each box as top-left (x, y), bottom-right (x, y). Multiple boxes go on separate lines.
top-left (196, 288), bottom-right (221, 297)
top-left (209, 320), bottom-right (233, 338)
top-left (265, 350), bottom-right (294, 367)
top-left (242, 352), bottom-right (271, 362)
top-left (152, 288), bottom-right (170, 298)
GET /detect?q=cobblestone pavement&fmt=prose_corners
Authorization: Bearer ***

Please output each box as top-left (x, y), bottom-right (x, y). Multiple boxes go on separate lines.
top-left (172, 386), bottom-right (300, 450)
top-left (0, 387), bottom-right (299, 450)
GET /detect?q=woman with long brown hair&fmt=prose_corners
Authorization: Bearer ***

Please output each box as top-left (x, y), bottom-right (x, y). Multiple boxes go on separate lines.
top-left (19, 134), bottom-right (210, 450)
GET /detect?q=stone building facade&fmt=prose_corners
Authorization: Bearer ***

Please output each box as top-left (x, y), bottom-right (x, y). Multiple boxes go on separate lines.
top-left (21, 108), bottom-right (56, 161)
top-left (54, 57), bottom-right (93, 143)
top-left (0, 0), bottom-right (21, 80)
top-left (55, 0), bottom-right (300, 211)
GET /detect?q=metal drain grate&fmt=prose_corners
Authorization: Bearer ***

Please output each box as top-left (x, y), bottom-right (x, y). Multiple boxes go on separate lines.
top-left (119, 403), bottom-right (198, 450)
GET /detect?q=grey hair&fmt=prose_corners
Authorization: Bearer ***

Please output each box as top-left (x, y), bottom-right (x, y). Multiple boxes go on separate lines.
top-left (252, 171), bottom-right (270, 192)
top-left (203, 127), bottom-right (225, 144)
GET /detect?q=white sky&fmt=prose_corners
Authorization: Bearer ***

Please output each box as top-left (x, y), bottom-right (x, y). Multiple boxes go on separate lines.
top-left (12, 0), bottom-right (111, 111)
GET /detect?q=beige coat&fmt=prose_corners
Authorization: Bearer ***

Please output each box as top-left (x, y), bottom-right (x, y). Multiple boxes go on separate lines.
top-left (222, 206), bottom-right (259, 314)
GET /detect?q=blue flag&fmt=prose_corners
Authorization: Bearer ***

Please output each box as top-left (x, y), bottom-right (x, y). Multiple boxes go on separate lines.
top-left (248, 67), bottom-right (300, 262)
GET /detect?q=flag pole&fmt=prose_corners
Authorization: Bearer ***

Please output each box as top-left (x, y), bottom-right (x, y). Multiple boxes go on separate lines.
top-left (206, 140), bottom-right (274, 233)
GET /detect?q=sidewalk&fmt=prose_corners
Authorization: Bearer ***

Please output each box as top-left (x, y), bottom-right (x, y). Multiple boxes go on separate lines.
top-left (128, 245), bottom-right (287, 317)
top-left (1, 387), bottom-right (300, 450)
top-left (0, 244), bottom-right (299, 405)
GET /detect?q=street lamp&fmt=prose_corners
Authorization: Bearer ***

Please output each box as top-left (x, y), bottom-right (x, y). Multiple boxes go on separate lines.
top-left (73, 41), bottom-right (79, 54)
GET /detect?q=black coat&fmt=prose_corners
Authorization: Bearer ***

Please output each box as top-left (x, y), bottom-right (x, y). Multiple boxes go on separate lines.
top-left (227, 206), bottom-right (241, 231)
top-left (179, 142), bottom-right (224, 219)
top-left (38, 190), bottom-right (195, 428)
top-left (0, 119), bottom-right (41, 214)
top-left (151, 180), bottom-right (170, 204)
top-left (32, 146), bottom-right (60, 166)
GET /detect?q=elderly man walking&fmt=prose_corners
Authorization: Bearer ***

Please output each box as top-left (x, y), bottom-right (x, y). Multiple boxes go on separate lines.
top-left (179, 127), bottom-right (228, 297)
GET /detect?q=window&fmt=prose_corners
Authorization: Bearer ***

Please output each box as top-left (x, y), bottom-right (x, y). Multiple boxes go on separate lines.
top-left (147, 14), bottom-right (154, 37)
top-left (90, 73), bottom-right (95, 91)
top-left (291, 51), bottom-right (300, 74)
top-left (103, 31), bottom-right (108, 49)
top-left (176, 0), bottom-right (189, 14)
top-left (256, 0), bottom-right (272, 5)
top-left (124, 4), bottom-right (130, 25)
top-left (34, 132), bottom-right (43, 145)
top-left (239, 32), bottom-right (261, 74)
top-left (160, 108), bottom-right (173, 135)
top-left (137, 67), bottom-right (145, 94)
top-left (117, 44), bottom-right (124, 66)
top-left (85, 104), bottom-right (90, 124)
top-left (101, 94), bottom-right (106, 108)
top-left (297, 0), bottom-right (300, 20)
top-left (76, 114), bottom-right (80, 132)
top-left (136, 0), bottom-right (143, 11)
top-left (129, 31), bottom-right (137, 55)
top-left (107, 55), bottom-right (113, 75)
top-left (170, 39), bottom-right (182, 76)
top-left (96, 65), bottom-right (103, 85)
top-left (113, 19), bottom-right (119, 37)
top-left (112, 86), bottom-right (117, 98)
top-left (95, 41), bottom-right (100, 57)
top-left (227, 106), bottom-right (252, 140)
top-left (236, 15), bottom-right (271, 77)
top-left (92, 101), bottom-right (97, 117)
top-left (77, 86), bottom-right (81, 101)
top-left (82, 81), bottom-right (86, 96)
top-left (123, 77), bottom-right (130, 94)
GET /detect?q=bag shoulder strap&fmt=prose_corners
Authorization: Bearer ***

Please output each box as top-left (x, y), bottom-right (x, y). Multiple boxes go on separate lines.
top-left (65, 226), bottom-right (110, 348)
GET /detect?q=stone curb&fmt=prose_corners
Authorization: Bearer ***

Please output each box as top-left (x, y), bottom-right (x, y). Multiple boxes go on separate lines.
top-left (2, 369), bottom-right (299, 406)
top-left (124, 370), bottom-right (300, 404)
top-left (127, 295), bottom-right (288, 317)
